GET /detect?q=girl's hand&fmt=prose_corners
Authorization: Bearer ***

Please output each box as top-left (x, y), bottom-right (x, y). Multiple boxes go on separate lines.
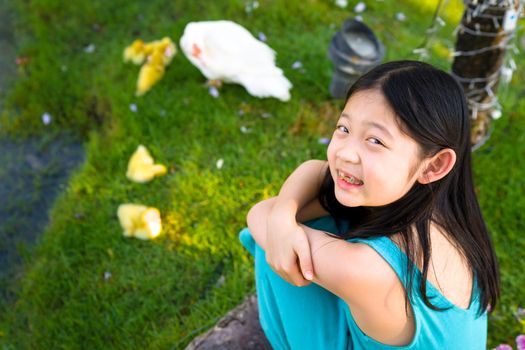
top-left (247, 160), bottom-right (328, 287)
top-left (266, 203), bottom-right (314, 287)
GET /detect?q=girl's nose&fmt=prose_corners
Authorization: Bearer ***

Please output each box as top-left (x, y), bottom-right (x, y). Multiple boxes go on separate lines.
top-left (337, 146), bottom-right (360, 164)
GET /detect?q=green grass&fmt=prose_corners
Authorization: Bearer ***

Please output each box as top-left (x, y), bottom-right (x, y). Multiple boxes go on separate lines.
top-left (0, 0), bottom-right (524, 348)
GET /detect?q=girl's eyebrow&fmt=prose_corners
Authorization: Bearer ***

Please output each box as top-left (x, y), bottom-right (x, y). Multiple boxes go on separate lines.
top-left (340, 113), bottom-right (394, 140)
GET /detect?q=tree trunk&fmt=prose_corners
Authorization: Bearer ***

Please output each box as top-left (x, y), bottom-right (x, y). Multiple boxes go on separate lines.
top-left (451, 0), bottom-right (519, 147)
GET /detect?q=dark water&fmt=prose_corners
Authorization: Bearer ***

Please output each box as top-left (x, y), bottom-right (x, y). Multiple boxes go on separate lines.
top-left (0, 135), bottom-right (84, 301)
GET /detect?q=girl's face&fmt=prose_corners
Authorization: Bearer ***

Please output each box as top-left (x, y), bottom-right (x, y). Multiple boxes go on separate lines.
top-left (327, 89), bottom-right (424, 207)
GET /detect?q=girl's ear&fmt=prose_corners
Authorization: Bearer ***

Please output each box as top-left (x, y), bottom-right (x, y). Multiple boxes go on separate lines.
top-left (418, 148), bottom-right (456, 184)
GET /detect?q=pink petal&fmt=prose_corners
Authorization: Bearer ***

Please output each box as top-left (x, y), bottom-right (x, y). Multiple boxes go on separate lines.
top-left (494, 344), bottom-right (513, 350)
top-left (516, 335), bottom-right (525, 350)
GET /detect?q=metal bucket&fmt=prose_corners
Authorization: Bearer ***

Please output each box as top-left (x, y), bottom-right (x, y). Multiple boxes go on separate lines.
top-left (328, 18), bottom-right (385, 99)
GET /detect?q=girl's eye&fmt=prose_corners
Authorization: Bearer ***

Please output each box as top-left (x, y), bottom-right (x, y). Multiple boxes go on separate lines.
top-left (368, 137), bottom-right (385, 147)
top-left (336, 125), bottom-right (349, 133)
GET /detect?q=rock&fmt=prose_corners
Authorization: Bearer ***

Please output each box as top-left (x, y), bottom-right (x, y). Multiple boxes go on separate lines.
top-left (184, 294), bottom-right (272, 350)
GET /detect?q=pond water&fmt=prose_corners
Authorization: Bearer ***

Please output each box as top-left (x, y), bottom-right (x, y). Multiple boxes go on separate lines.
top-left (0, 135), bottom-right (84, 301)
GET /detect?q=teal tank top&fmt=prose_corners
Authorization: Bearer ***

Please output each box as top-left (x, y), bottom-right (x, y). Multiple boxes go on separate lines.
top-left (239, 215), bottom-right (488, 349)
top-left (344, 235), bottom-right (487, 349)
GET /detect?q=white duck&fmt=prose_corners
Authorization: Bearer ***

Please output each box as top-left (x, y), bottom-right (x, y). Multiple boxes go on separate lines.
top-left (180, 20), bottom-right (292, 101)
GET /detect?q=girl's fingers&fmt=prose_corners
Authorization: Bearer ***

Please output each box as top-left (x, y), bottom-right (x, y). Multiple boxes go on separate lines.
top-left (282, 271), bottom-right (311, 287)
top-left (269, 256), bottom-right (311, 286)
top-left (294, 236), bottom-right (314, 281)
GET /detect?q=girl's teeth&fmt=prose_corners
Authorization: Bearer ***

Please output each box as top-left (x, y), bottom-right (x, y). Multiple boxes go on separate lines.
top-left (339, 172), bottom-right (362, 185)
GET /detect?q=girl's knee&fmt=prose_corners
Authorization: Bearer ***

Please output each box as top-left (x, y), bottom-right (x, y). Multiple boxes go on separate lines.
top-left (239, 227), bottom-right (256, 257)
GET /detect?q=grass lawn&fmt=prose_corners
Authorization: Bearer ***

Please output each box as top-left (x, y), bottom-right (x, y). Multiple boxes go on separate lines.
top-left (0, 0), bottom-right (524, 348)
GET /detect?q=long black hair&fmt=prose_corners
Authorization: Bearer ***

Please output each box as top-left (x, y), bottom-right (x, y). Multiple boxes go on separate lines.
top-left (319, 60), bottom-right (499, 315)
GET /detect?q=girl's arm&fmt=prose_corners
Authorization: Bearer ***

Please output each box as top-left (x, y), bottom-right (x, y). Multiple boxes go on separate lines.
top-left (248, 196), bottom-right (325, 251)
top-left (248, 197), bottom-right (392, 310)
top-left (247, 197), bottom-right (276, 251)
top-left (300, 224), bottom-right (397, 310)
top-left (270, 159), bottom-right (329, 223)
top-left (249, 160), bottom-right (329, 286)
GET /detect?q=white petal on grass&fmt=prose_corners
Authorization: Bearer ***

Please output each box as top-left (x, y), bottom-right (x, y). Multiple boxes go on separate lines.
top-left (291, 61), bottom-right (303, 69)
top-left (335, 0), bottom-right (348, 8)
top-left (129, 103), bottom-right (138, 112)
top-left (216, 158), bottom-right (224, 169)
top-left (396, 12), bottom-right (406, 21)
top-left (500, 67), bottom-right (513, 84)
top-left (209, 86), bottom-right (220, 98)
top-left (491, 109), bottom-right (502, 120)
top-left (354, 2), bottom-right (366, 13)
top-left (84, 44), bottom-right (96, 53)
top-left (42, 112), bottom-right (52, 125)
top-left (240, 126), bottom-right (252, 133)
top-left (245, 1), bottom-right (260, 14)
top-left (214, 275), bottom-right (226, 288)
top-left (517, 307), bottom-right (525, 317)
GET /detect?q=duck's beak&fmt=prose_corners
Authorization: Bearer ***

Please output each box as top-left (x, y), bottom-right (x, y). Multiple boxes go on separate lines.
top-left (191, 43), bottom-right (202, 58)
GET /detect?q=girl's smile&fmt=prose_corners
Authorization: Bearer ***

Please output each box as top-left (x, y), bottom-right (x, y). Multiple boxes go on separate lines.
top-left (336, 170), bottom-right (364, 190)
top-left (337, 170), bottom-right (363, 185)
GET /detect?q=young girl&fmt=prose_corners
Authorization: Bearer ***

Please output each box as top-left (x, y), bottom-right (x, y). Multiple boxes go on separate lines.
top-left (239, 60), bottom-right (500, 349)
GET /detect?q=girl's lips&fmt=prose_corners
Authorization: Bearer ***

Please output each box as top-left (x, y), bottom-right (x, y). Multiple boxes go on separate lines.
top-left (336, 177), bottom-right (363, 190)
top-left (337, 170), bottom-right (363, 185)
top-left (336, 170), bottom-right (364, 190)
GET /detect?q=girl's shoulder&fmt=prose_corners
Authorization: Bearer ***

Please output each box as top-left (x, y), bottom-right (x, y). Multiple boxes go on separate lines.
top-left (338, 239), bottom-right (416, 346)
top-left (389, 225), bottom-right (473, 310)
top-left (342, 227), bottom-right (473, 345)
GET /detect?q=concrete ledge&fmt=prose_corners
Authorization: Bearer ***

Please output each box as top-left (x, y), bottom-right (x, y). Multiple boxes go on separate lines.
top-left (185, 294), bottom-right (272, 350)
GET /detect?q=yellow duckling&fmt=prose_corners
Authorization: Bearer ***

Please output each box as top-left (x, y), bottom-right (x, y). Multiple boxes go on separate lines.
top-left (126, 145), bottom-right (167, 183)
top-left (144, 37), bottom-right (177, 66)
top-left (136, 50), bottom-right (166, 96)
top-left (117, 204), bottom-right (162, 240)
top-left (124, 37), bottom-right (177, 95)
top-left (123, 39), bottom-right (146, 65)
